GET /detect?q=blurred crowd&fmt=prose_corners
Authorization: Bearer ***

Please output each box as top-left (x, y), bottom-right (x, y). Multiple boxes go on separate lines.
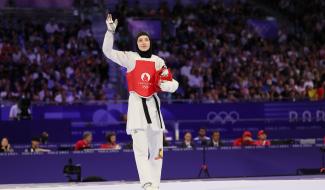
top-left (0, 17), bottom-right (109, 104)
top-left (113, 0), bottom-right (325, 102)
top-left (269, 0), bottom-right (325, 44)
top-left (1, 0), bottom-right (325, 103)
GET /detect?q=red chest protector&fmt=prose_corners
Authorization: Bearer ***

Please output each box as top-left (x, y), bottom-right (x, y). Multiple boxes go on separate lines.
top-left (126, 60), bottom-right (173, 98)
top-left (126, 60), bottom-right (157, 97)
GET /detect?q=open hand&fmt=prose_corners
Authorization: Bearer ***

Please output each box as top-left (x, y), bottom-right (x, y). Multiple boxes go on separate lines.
top-left (106, 13), bottom-right (118, 33)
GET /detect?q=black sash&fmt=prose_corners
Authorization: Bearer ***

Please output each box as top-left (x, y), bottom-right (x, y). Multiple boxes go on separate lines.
top-left (141, 95), bottom-right (163, 129)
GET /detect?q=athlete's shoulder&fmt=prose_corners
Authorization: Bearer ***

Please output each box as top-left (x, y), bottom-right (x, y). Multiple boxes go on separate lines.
top-left (151, 54), bottom-right (165, 65)
top-left (151, 54), bottom-right (164, 61)
top-left (125, 51), bottom-right (138, 57)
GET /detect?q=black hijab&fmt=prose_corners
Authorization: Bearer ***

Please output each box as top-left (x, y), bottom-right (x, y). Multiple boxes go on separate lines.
top-left (136, 32), bottom-right (152, 58)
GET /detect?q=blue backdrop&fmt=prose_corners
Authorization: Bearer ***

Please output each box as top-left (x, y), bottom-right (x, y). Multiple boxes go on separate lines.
top-left (1, 101), bottom-right (325, 143)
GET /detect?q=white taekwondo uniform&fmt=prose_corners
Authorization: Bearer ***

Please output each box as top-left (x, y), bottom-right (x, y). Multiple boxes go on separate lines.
top-left (102, 31), bottom-right (179, 189)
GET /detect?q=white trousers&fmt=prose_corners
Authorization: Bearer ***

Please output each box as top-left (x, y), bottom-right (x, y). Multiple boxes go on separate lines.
top-left (131, 128), bottom-right (163, 188)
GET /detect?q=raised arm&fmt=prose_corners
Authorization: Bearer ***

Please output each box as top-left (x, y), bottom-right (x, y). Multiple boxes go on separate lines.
top-left (102, 14), bottom-right (132, 69)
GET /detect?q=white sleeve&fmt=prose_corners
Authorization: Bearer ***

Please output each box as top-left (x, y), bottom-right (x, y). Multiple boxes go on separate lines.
top-left (160, 79), bottom-right (179, 93)
top-left (157, 57), bottom-right (166, 70)
top-left (102, 31), bottom-right (133, 70)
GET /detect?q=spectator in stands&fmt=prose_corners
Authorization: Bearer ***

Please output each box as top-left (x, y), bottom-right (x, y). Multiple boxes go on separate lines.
top-left (100, 132), bottom-right (121, 150)
top-left (0, 16), bottom-right (108, 104)
top-left (180, 132), bottom-right (195, 149)
top-left (323, 136), bottom-right (325, 144)
top-left (208, 131), bottom-right (223, 147)
top-left (317, 82), bottom-right (325, 100)
top-left (194, 127), bottom-right (211, 145)
top-left (45, 19), bottom-right (59, 34)
top-left (0, 137), bottom-right (13, 153)
top-left (75, 132), bottom-right (93, 151)
top-left (255, 130), bottom-right (271, 146)
top-left (1, 0), bottom-right (325, 103)
top-left (40, 132), bottom-right (49, 144)
top-left (233, 131), bottom-right (255, 147)
top-left (28, 137), bottom-right (50, 153)
top-left (307, 85), bottom-right (318, 101)
top-left (29, 137), bottom-right (40, 152)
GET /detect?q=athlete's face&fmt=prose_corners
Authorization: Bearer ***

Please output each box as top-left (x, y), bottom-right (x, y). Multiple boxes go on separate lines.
top-left (137, 35), bottom-right (150, 52)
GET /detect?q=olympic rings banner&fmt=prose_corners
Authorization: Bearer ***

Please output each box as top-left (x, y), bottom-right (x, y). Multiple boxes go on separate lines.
top-left (1, 101), bottom-right (325, 143)
top-left (2, 101), bottom-right (325, 123)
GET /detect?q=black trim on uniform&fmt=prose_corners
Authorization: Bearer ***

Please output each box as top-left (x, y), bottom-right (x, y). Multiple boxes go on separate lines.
top-left (141, 96), bottom-right (163, 129)
top-left (153, 95), bottom-right (163, 129)
top-left (142, 98), bottom-right (152, 124)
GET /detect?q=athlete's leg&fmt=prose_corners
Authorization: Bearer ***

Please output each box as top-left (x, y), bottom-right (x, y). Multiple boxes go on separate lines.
top-left (131, 130), bottom-right (154, 187)
top-left (147, 128), bottom-right (163, 188)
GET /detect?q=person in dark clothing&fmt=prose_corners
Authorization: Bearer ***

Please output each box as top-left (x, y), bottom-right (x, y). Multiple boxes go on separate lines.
top-left (0, 137), bottom-right (13, 153)
top-left (28, 137), bottom-right (50, 153)
top-left (194, 127), bottom-right (210, 145)
top-left (208, 131), bottom-right (223, 147)
top-left (180, 132), bottom-right (195, 149)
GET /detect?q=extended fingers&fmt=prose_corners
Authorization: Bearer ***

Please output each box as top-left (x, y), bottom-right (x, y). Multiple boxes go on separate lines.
top-left (107, 14), bottom-right (113, 22)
